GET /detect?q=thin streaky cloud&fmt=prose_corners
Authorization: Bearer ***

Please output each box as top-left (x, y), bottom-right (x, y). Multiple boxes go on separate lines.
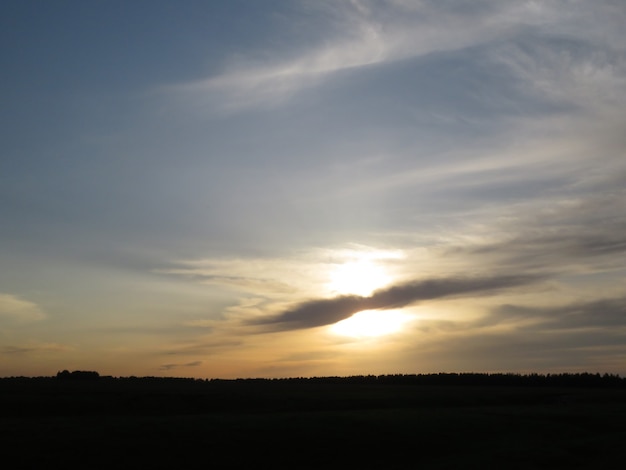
top-left (482, 297), bottom-right (626, 331)
top-left (2, 343), bottom-right (72, 355)
top-left (159, 361), bottom-right (203, 371)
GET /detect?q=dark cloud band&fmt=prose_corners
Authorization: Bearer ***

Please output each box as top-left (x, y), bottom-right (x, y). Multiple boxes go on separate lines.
top-left (251, 274), bottom-right (544, 331)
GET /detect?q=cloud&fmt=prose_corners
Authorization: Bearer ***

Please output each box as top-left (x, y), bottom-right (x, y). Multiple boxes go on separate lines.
top-left (410, 328), bottom-right (626, 373)
top-left (443, 176), bottom-right (626, 276)
top-left (483, 297), bottom-right (626, 331)
top-left (251, 274), bottom-right (544, 331)
top-left (163, 4), bottom-right (389, 111)
top-left (411, 308), bottom-right (626, 374)
top-left (165, 0), bottom-right (600, 112)
top-left (157, 257), bottom-right (322, 298)
top-left (161, 340), bottom-right (243, 356)
top-left (0, 293), bottom-right (45, 323)
top-left (397, 294), bottom-right (626, 373)
top-left (491, 35), bottom-right (626, 112)
top-left (2, 343), bottom-right (71, 355)
top-left (158, 361), bottom-right (203, 371)
top-left (158, 248), bottom-right (402, 300)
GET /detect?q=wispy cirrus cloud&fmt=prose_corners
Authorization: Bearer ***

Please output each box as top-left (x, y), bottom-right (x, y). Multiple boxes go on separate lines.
top-left (441, 171), bottom-right (626, 277)
top-left (490, 36), bottom-right (626, 112)
top-left (165, 0), bottom-right (614, 112)
top-left (0, 293), bottom-right (45, 323)
top-left (166, 18), bottom-right (387, 110)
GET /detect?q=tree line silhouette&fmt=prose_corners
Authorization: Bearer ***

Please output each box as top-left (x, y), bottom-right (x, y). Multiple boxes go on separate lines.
top-left (0, 369), bottom-right (624, 421)
top-left (19, 370), bottom-right (618, 388)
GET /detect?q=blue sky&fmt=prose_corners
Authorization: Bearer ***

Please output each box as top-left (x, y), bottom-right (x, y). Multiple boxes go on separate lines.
top-left (2, 0), bottom-right (625, 378)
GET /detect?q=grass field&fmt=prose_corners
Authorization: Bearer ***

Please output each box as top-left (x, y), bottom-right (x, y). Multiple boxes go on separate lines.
top-left (2, 376), bottom-right (625, 468)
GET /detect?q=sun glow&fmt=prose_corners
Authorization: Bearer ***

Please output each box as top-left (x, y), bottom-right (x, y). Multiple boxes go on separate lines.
top-left (327, 259), bottom-right (391, 297)
top-left (330, 309), bottom-right (411, 338)
top-left (325, 248), bottom-right (408, 338)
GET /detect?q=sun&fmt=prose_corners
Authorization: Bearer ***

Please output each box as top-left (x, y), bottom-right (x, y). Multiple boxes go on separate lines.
top-left (325, 249), bottom-right (410, 338)
top-left (327, 259), bottom-right (390, 297)
top-left (329, 309), bottom-right (411, 338)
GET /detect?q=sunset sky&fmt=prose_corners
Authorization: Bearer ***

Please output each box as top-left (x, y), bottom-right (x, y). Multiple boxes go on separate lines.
top-left (2, 0), bottom-right (625, 378)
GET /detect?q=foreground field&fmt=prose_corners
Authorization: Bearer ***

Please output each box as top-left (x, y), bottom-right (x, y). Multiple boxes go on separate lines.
top-left (2, 375), bottom-right (625, 468)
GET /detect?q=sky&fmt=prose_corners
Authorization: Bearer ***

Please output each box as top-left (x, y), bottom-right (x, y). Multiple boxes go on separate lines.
top-left (1, 0), bottom-right (625, 379)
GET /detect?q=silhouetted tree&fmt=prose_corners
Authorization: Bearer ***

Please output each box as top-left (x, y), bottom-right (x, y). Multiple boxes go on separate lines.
top-left (56, 370), bottom-right (71, 379)
top-left (56, 370), bottom-right (99, 380)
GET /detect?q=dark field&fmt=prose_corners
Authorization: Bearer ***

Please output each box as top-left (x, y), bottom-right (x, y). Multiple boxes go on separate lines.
top-left (2, 374), bottom-right (625, 469)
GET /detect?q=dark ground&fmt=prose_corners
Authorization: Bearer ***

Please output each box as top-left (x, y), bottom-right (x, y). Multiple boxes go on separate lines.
top-left (1, 374), bottom-right (625, 469)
